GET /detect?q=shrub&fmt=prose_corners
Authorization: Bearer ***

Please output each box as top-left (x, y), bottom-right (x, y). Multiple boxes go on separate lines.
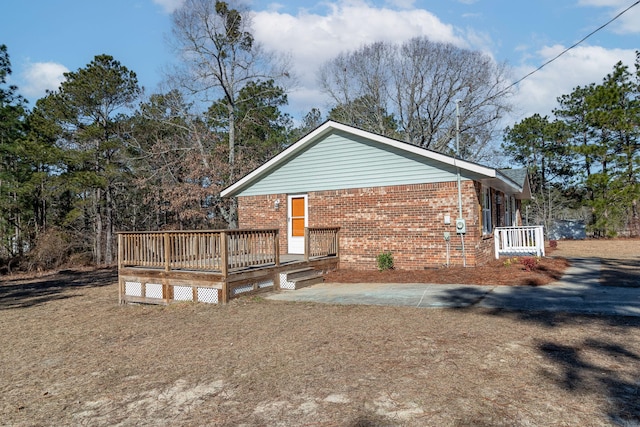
top-left (503, 257), bottom-right (518, 267)
top-left (549, 240), bottom-right (558, 249)
top-left (26, 228), bottom-right (74, 272)
top-left (0, 255), bottom-right (22, 275)
top-left (376, 251), bottom-right (394, 271)
top-left (520, 256), bottom-right (538, 272)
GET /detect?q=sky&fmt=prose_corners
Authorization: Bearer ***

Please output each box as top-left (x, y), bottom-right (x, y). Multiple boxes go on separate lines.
top-left (2, 0), bottom-right (639, 128)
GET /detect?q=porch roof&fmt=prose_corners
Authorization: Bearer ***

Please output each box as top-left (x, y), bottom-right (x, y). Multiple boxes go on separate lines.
top-left (498, 169), bottom-right (532, 200)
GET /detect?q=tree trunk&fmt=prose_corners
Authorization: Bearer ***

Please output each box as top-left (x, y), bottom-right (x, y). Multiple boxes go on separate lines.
top-left (227, 105), bottom-right (238, 228)
top-left (94, 188), bottom-right (102, 265)
top-left (105, 185), bottom-right (113, 265)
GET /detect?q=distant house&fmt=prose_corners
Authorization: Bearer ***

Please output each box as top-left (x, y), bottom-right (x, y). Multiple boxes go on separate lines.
top-left (548, 220), bottom-right (586, 240)
top-left (221, 121), bottom-right (532, 270)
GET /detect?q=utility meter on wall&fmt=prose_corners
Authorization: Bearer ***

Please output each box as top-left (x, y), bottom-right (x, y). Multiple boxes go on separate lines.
top-left (456, 218), bottom-right (466, 234)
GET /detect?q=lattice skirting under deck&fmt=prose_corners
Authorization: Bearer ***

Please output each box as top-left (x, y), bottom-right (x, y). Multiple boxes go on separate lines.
top-left (123, 277), bottom-right (275, 305)
top-left (123, 281), bottom-right (221, 304)
top-left (279, 273), bottom-right (295, 290)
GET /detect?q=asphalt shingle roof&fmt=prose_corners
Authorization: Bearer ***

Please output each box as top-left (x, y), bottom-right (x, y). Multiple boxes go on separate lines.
top-left (499, 168), bottom-right (528, 188)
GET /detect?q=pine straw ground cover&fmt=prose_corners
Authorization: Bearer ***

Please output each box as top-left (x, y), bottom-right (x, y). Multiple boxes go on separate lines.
top-left (324, 256), bottom-right (569, 286)
top-left (1, 240), bottom-right (639, 426)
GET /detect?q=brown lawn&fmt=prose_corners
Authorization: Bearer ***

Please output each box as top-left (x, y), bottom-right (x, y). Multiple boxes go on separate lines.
top-left (1, 239), bottom-right (639, 426)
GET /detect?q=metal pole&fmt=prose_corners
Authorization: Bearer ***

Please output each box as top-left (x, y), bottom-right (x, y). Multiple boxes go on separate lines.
top-left (456, 100), bottom-right (463, 219)
top-left (455, 100), bottom-right (466, 267)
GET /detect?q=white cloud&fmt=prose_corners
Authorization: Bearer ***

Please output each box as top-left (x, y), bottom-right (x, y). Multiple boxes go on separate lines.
top-left (577, 0), bottom-right (640, 34)
top-left (21, 62), bottom-right (69, 98)
top-left (252, 2), bottom-right (466, 114)
top-left (577, 0), bottom-right (627, 7)
top-left (152, 0), bottom-right (185, 14)
top-left (510, 44), bottom-right (637, 121)
top-left (611, 6), bottom-right (640, 34)
top-left (262, 2), bottom-right (286, 12)
top-left (385, 0), bottom-right (416, 8)
top-left (248, 0), bottom-right (636, 127)
top-left (463, 27), bottom-right (494, 57)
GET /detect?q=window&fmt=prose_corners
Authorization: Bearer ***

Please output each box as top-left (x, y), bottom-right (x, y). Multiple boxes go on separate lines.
top-left (482, 186), bottom-right (492, 234)
top-left (504, 195), bottom-right (513, 226)
top-left (509, 196), bottom-right (517, 226)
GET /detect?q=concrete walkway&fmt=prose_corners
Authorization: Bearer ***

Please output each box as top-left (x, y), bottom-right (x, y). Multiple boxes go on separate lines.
top-left (265, 258), bottom-right (640, 317)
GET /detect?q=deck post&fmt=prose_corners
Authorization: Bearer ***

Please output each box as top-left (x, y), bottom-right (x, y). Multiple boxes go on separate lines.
top-left (274, 229), bottom-right (280, 266)
top-left (118, 233), bottom-right (123, 304)
top-left (164, 232), bottom-right (171, 271)
top-left (220, 231), bottom-right (229, 277)
top-left (118, 277), bottom-right (124, 304)
top-left (117, 233), bottom-right (123, 270)
top-left (220, 231), bottom-right (229, 304)
top-left (304, 227), bottom-right (310, 262)
top-left (536, 226), bottom-right (545, 257)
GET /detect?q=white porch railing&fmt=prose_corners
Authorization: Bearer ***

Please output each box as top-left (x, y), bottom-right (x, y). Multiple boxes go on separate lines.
top-left (494, 226), bottom-right (545, 259)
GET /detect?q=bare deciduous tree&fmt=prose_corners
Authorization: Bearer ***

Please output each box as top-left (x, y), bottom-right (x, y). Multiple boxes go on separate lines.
top-left (169, 0), bottom-right (290, 227)
top-left (319, 42), bottom-right (396, 136)
top-left (319, 37), bottom-right (513, 161)
top-left (125, 90), bottom-right (226, 230)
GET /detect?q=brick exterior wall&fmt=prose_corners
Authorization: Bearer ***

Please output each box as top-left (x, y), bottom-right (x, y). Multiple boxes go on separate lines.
top-left (237, 180), bottom-right (514, 270)
top-left (310, 181), bottom-right (482, 269)
top-left (237, 193), bottom-right (290, 252)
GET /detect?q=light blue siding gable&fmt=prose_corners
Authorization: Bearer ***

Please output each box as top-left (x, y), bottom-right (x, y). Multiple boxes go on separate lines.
top-left (236, 130), bottom-right (467, 196)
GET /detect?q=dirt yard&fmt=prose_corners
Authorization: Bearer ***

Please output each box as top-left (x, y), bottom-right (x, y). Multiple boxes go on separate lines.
top-left (1, 240), bottom-right (639, 426)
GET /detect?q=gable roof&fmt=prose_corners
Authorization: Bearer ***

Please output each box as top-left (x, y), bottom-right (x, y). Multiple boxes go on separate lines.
top-left (498, 168), bottom-right (531, 200)
top-left (499, 168), bottom-right (527, 187)
top-left (221, 121), bottom-right (528, 198)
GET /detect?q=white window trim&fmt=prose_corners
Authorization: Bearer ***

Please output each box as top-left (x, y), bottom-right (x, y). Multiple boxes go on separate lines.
top-left (510, 195), bottom-right (516, 226)
top-left (504, 195), bottom-right (513, 227)
top-left (482, 185), bottom-right (492, 235)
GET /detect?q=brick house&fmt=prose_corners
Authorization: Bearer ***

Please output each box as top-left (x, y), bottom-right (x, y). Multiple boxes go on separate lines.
top-left (221, 121), bottom-right (531, 270)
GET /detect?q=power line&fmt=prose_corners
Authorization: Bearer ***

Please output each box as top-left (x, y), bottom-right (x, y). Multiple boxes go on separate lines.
top-left (504, 0), bottom-right (640, 92)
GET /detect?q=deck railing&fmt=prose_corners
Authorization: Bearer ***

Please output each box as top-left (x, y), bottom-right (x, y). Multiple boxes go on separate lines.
top-left (305, 227), bottom-right (340, 261)
top-left (225, 229), bottom-right (280, 271)
top-left (118, 229), bottom-right (279, 275)
top-left (494, 226), bottom-right (545, 259)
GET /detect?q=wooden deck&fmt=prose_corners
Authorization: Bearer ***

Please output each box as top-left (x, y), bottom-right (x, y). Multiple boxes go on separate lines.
top-left (117, 228), bottom-right (340, 305)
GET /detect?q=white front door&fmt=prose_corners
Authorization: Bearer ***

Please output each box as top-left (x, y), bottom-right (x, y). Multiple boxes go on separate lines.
top-left (287, 194), bottom-right (307, 254)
